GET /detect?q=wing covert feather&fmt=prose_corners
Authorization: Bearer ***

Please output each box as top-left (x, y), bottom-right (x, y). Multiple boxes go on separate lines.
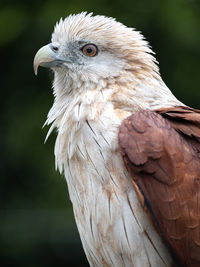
top-left (119, 107), bottom-right (200, 267)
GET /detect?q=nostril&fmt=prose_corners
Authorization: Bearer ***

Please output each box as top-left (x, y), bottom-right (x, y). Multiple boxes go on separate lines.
top-left (52, 46), bottom-right (59, 51)
top-left (50, 43), bottom-right (60, 52)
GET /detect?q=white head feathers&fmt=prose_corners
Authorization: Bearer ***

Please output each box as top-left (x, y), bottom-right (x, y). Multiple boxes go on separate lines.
top-left (38, 12), bottom-right (182, 149)
top-left (50, 12), bottom-right (159, 81)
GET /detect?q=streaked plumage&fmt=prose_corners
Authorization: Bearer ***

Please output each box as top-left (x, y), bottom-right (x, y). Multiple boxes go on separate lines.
top-left (34, 12), bottom-right (200, 266)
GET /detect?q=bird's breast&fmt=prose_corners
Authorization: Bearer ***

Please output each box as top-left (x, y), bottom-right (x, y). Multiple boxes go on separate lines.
top-left (55, 115), bottom-right (174, 267)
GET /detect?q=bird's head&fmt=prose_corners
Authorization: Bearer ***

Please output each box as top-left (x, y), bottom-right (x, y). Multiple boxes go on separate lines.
top-left (33, 12), bottom-right (180, 161)
top-left (34, 12), bottom-right (159, 87)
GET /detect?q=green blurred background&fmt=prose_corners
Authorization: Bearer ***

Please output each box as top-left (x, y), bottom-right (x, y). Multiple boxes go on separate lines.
top-left (1, 0), bottom-right (200, 266)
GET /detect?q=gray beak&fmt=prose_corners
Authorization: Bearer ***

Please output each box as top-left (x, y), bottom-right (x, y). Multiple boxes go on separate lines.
top-left (33, 44), bottom-right (71, 75)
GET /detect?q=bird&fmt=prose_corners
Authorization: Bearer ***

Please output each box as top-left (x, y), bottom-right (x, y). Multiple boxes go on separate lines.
top-left (33, 12), bottom-right (200, 267)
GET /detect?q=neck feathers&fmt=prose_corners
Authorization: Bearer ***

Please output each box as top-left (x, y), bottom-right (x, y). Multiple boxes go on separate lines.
top-left (45, 49), bottom-right (183, 171)
top-left (46, 62), bottom-right (182, 139)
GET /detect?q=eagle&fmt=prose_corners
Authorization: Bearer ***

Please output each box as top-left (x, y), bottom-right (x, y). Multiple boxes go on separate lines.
top-left (33, 12), bottom-right (200, 267)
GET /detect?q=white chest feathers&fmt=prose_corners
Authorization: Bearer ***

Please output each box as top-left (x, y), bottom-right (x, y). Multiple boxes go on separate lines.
top-left (50, 102), bottom-right (173, 267)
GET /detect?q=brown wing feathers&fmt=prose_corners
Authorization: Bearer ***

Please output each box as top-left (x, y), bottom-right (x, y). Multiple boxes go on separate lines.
top-left (157, 106), bottom-right (200, 143)
top-left (119, 106), bottom-right (200, 267)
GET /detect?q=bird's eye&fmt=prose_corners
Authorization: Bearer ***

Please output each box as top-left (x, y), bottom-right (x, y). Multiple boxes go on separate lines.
top-left (81, 44), bottom-right (98, 57)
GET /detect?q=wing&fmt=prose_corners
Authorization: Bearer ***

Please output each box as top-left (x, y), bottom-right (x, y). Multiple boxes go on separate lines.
top-left (119, 106), bottom-right (200, 267)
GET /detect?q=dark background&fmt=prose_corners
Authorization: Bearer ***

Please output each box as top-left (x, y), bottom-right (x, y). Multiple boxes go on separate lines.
top-left (1, 0), bottom-right (200, 266)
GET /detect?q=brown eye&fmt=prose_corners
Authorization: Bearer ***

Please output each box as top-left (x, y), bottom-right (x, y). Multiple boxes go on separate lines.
top-left (81, 44), bottom-right (98, 57)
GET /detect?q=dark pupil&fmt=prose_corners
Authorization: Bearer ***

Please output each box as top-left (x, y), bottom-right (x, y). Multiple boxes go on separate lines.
top-left (86, 47), bottom-right (93, 54)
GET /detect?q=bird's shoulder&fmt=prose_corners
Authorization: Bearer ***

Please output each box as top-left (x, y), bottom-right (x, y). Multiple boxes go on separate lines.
top-left (119, 106), bottom-right (200, 266)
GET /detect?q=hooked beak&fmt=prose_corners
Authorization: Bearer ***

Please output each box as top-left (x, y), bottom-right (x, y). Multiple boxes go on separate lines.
top-left (33, 44), bottom-right (72, 75)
